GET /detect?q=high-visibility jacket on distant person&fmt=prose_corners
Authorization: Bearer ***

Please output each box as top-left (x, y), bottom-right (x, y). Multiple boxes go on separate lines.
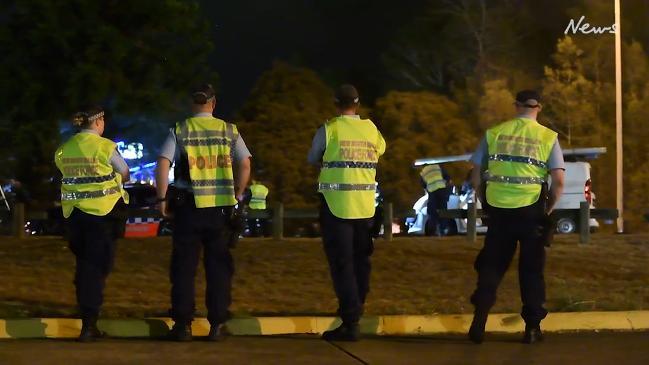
top-left (420, 164), bottom-right (446, 193)
top-left (485, 117), bottom-right (557, 209)
top-left (176, 116), bottom-right (239, 208)
top-left (249, 182), bottom-right (268, 210)
top-left (318, 116), bottom-right (385, 219)
top-left (55, 132), bottom-right (129, 218)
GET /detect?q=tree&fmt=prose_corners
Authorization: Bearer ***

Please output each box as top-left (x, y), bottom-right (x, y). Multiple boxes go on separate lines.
top-left (622, 41), bottom-right (649, 229)
top-left (0, 0), bottom-right (216, 198)
top-left (236, 62), bottom-right (335, 208)
top-left (373, 91), bottom-right (478, 210)
top-left (543, 33), bottom-right (649, 229)
top-left (477, 79), bottom-right (514, 131)
top-left (542, 36), bottom-right (605, 147)
top-left (381, 0), bottom-right (574, 92)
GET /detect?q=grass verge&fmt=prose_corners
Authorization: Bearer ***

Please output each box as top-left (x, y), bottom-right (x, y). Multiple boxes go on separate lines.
top-left (0, 233), bottom-right (647, 318)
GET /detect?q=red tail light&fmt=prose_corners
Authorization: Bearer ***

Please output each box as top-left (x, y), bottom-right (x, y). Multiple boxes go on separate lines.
top-left (584, 179), bottom-right (592, 204)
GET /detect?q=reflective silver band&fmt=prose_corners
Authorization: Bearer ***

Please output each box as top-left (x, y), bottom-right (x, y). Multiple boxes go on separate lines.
top-left (61, 187), bottom-right (120, 200)
top-left (88, 111), bottom-right (104, 122)
top-left (318, 183), bottom-right (377, 191)
top-left (61, 172), bottom-right (116, 185)
top-left (488, 154), bottom-right (548, 169)
top-left (322, 161), bottom-right (378, 169)
top-left (191, 179), bottom-right (234, 187)
top-left (182, 138), bottom-right (229, 146)
top-left (193, 187), bottom-right (236, 196)
top-left (486, 174), bottom-right (545, 185)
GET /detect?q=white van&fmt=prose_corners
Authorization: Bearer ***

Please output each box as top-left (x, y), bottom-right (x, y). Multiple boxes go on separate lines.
top-left (406, 148), bottom-right (605, 235)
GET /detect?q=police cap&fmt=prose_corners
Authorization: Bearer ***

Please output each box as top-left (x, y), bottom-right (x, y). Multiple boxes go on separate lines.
top-left (192, 83), bottom-right (216, 105)
top-left (515, 90), bottom-right (542, 108)
top-left (335, 84), bottom-right (360, 106)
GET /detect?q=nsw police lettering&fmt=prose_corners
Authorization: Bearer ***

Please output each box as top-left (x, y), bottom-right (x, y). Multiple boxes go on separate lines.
top-left (62, 158), bottom-right (99, 176)
top-left (188, 155), bottom-right (232, 169)
top-left (496, 135), bottom-right (541, 159)
top-left (63, 165), bottom-right (99, 176)
top-left (61, 157), bottom-right (98, 164)
top-left (339, 140), bottom-right (377, 161)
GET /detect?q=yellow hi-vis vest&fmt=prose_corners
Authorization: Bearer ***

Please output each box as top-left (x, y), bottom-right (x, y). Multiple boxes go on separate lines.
top-left (318, 116), bottom-right (382, 219)
top-left (485, 118), bottom-right (557, 208)
top-left (176, 116), bottom-right (238, 208)
top-left (249, 182), bottom-right (268, 210)
top-left (55, 132), bottom-right (129, 218)
top-left (420, 164), bottom-right (446, 193)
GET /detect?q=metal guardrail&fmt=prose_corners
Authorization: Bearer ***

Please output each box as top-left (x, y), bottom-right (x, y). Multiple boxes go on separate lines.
top-left (11, 201), bottom-right (618, 244)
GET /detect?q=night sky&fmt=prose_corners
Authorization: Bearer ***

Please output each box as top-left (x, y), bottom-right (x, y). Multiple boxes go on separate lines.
top-left (199, 0), bottom-right (427, 117)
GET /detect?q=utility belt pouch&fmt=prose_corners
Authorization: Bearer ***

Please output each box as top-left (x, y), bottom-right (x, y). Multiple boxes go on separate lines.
top-left (108, 199), bottom-right (128, 239)
top-left (166, 185), bottom-right (191, 214)
top-left (226, 205), bottom-right (245, 248)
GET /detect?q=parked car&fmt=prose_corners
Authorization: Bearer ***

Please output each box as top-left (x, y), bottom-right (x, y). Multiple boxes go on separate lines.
top-left (122, 183), bottom-right (166, 238)
top-left (405, 187), bottom-right (488, 236)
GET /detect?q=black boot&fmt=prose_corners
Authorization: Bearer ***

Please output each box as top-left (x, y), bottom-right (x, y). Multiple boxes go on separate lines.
top-left (468, 309), bottom-right (488, 344)
top-left (522, 325), bottom-right (544, 344)
top-left (78, 318), bottom-right (105, 343)
top-left (207, 323), bottom-right (228, 342)
top-left (167, 322), bottom-right (192, 342)
top-left (322, 322), bottom-right (360, 342)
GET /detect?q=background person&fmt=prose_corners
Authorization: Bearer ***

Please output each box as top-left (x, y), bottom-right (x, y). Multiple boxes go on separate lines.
top-left (419, 164), bottom-right (451, 236)
top-left (248, 179), bottom-right (269, 236)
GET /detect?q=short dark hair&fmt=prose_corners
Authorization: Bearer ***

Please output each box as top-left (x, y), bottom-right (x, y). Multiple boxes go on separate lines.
top-left (334, 84), bottom-right (360, 108)
top-left (192, 83), bottom-right (216, 105)
top-left (72, 106), bottom-right (104, 129)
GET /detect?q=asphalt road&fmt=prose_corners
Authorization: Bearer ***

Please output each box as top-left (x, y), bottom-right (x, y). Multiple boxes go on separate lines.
top-left (1, 332), bottom-right (647, 365)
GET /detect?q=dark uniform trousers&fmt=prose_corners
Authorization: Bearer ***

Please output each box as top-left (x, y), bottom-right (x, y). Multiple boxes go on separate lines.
top-left (425, 188), bottom-right (450, 236)
top-left (170, 197), bottom-right (233, 326)
top-left (67, 207), bottom-right (122, 319)
top-left (470, 200), bottom-right (548, 326)
top-left (320, 199), bottom-right (374, 325)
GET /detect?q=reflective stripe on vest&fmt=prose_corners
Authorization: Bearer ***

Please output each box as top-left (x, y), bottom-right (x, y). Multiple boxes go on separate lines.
top-left (318, 116), bottom-right (380, 219)
top-left (485, 118), bottom-right (557, 208)
top-left (420, 164), bottom-right (446, 192)
top-left (55, 133), bottom-right (129, 218)
top-left (318, 183), bottom-right (377, 191)
top-left (61, 172), bottom-right (117, 185)
top-left (176, 117), bottom-right (238, 208)
top-left (249, 183), bottom-right (269, 210)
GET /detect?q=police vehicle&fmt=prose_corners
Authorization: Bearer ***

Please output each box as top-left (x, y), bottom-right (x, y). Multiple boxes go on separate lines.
top-left (406, 147), bottom-right (607, 235)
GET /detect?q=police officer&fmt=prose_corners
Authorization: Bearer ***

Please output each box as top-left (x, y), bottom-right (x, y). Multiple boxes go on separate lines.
top-left (248, 180), bottom-right (268, 210)
top-left (155, 84), bottom-right (251, 341)
top-left (467, 90), bottom-right (565, 344)
top-left (420, 163), bottom-right (451, 236)
top-left (248, 180), bottom-right (269, 236)
top-left (54, 107), bottom-right (130, 342)
top-left (308, 84), bottom-right (386, 341)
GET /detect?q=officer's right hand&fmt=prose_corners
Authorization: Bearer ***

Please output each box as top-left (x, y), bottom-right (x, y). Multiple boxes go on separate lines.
top-left (158, 200), bottom-right (173, 219)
